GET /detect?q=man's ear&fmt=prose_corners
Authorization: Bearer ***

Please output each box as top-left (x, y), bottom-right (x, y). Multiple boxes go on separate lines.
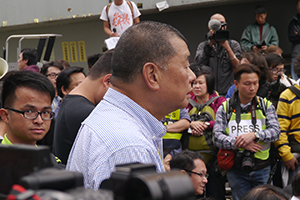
top-left (234, 80), bottom-right (238, 89)
top-left (61, 86), bottom-right (68, 97)
top-left (180, 169), bottom-right (188, 175)
top-left (24, 59), bottom-right (29, 65)
top-left (142, 62), bottom-right (160, 91)
top-left (0, 108), bottom-right (9, 123)
top-left (102, 74), bottom-right (112, 89)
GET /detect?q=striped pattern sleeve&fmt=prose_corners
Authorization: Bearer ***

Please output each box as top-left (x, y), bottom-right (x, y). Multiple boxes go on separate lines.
top-left (213, 105), bottom-right (236, 149)
top-left (274, 88), bottom-right (300, 162)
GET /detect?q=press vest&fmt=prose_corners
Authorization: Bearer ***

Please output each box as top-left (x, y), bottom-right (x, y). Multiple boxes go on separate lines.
top-left (1, 134), bottom-right (62, 164)
top-left (162, 109), bottom-right (182, 140)
top-left (223, 97), bottom-right (271, 161)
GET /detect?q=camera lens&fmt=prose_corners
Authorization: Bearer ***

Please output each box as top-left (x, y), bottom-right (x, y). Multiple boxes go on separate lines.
top-left (242, 157), bottom-right (254, 173)
top-left (241, 151), bottom-right (254, 173)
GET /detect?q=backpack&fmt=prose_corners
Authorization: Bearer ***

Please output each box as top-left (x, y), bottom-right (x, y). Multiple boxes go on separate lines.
top-left (106, 1), bottom-right (134, 23)
top-left (183, 96), bottom-right (220, 163)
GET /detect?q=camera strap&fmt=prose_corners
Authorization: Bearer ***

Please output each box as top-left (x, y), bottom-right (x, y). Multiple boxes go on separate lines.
top-left (289, 85), bottom-right (300, 99)
top-left (234, 95), bottom-right (257, 135)
top-left (260, 25), bottom-right (271, 44)
top-left (250, 98), bottom-right (257, 128)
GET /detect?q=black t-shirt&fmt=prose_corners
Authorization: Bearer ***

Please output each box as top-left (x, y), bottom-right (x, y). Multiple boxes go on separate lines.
top-left (52, 94), bottom-right (95, 164)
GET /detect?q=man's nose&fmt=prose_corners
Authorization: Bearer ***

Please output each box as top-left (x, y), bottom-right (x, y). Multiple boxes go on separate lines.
top-left (33, 114), bottom-right (44, 124)
top-left (188, 68), bottom-right (196, 83)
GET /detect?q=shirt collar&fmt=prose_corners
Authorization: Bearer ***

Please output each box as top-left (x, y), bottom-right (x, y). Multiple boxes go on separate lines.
top-left (1, 134), bottom-right (37, 147)
top-left (104, 88), bottom-right (166, 139)
top-left (2, 134), bottom-right (13, 145)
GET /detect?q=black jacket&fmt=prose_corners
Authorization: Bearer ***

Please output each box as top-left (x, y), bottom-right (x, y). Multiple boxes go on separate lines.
top-left (288, 14), bottom-right (300, 58)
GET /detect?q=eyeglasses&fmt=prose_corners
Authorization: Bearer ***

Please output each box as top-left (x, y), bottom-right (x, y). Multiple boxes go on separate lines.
top-left (5, 107), bottom-right (54, 120)
top-left (269, 68), bottom-right (286, 74)
top-left (46, 73), bottom-right (59, 79)
top-left (185, 170), bottom-right (209, 179)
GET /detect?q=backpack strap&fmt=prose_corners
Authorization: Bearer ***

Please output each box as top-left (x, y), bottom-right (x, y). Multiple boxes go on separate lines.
top-left (106, 1), bottom-right (134, 23)
top-left (226, 96), bottom-right (267, 123)
top-left (126, 1), bottom-right (134, 20)
top-left (188, 96), bottom-right (220, 112)
top-left (225, 98), bottom-right (232, 123)
top-left (289, 85), bottom-right (300, 99)
top-left (204, 128), bottom-right (217, 155)
top-left (257, 96), bottom-right (267, 117)
top-left (106, 3), bottom-right (112, 23)
top-left (261, 25), bottom-right (271, 44)
top-left (287, 77), bottom-right (294, 86)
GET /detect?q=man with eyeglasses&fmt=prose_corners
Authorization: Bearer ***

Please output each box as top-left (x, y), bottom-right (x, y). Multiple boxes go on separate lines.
top-left (41, 61), bottom-right (64, 112)
top-left (195, 13), bottom-right (241, 96)
top-left (170, 150), bottom-right (208, 196)
top-left (0, 71), bottom-right (63, 168)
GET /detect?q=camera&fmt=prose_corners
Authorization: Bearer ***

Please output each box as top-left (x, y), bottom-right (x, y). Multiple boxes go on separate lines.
top-left (236, 150), bottom-right (255, 173)
top-left (0, 144), bottom-right (196, 200)
top-left (208, 19), bottom-right (230, 41)
top-left (213, 29), bottom-right (230, 41)
top-left (256, 40), bottom-right (266, 49)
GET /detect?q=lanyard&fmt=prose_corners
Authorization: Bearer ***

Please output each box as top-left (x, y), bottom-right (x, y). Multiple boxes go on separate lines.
top-left (250, 98), bottom-right (257, 127)
top-left (236, 97), bottom-right (257, 135)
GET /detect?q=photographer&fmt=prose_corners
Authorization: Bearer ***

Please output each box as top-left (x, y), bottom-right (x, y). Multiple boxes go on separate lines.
top-left (213, 63), bottom-right (280, 200)
top-left (195, 13), bottom-right (241, 96)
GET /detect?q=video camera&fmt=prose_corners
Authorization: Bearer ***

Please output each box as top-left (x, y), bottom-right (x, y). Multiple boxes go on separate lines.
top-left (208, 19), bottom-right (230, 41)
top-left (0, 144), bottom-right (196, 200)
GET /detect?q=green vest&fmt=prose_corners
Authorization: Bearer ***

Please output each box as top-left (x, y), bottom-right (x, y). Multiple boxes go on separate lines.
top-left (1, 134), bottom-right (62, 163)
top-left (223, 97), bottom-right (271, 160)
top-left (162, 109), bottom-right (183, 140)
top-left (1, 134), bottom-right (12, 145)
top-left (187, 104), bottom-right (216, 163)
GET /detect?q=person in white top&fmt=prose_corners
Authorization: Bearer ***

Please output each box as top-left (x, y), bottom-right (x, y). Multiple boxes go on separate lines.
top-left (100, 0), bottom-right (141, 37)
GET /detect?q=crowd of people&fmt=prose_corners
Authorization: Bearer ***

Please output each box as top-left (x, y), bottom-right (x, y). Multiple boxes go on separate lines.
top-left (3, 1), bottom-right (300, 200)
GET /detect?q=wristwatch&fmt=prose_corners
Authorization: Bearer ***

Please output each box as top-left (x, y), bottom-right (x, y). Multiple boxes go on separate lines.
top-left (254, 132), bottom-right (260, 142)
top-left (205, 122), bottom-right (210, 126)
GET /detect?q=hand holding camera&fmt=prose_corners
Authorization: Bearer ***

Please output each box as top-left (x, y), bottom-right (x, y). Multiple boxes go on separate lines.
top-left (208, 19), bottom-right (230, 42)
